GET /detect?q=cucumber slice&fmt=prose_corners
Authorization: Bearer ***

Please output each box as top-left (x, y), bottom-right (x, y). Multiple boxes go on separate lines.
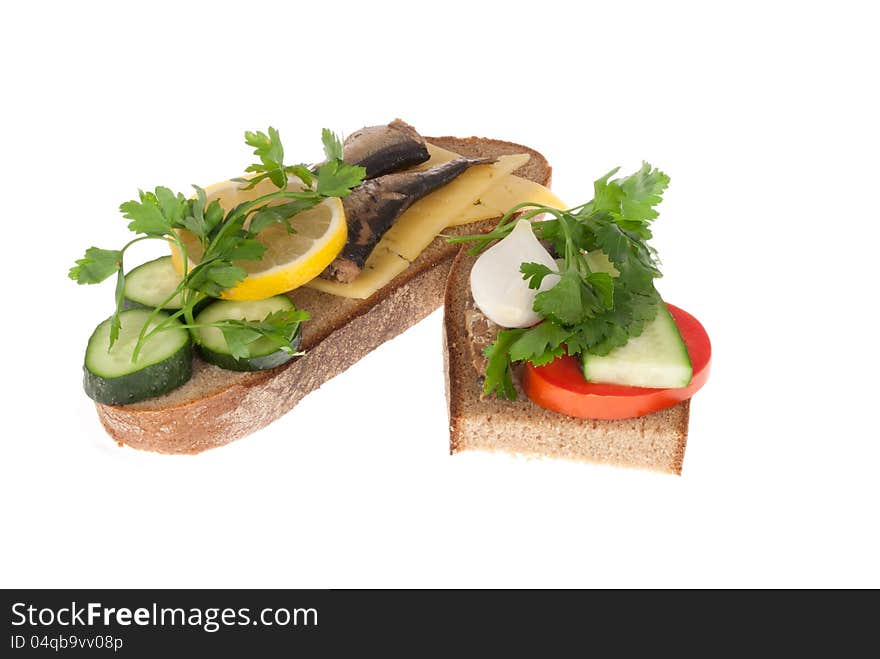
top-left (123, 256), bottom-right (185, 310)
top-left (84, 308), bottom-right (192, 404)
top-left (193, 296), bottom-right (301, 372)
top-left (581, 304), bottom-right (692, 388)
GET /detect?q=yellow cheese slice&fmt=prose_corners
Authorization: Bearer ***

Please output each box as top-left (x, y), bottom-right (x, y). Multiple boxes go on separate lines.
top-left (305, 245), bottom-right (409, 298)
top-left (416, 143), bottom-right (460, 168)
top-left (379, 153), bottom-right (529, 261)
top-left (422, 142), bottom-right (565, 225)
top-left (445, 174), bottom-right (566, 227)
top-left (423, 143), bottom-right (564, 226)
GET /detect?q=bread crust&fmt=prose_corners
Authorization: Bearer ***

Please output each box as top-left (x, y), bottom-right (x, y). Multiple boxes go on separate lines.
top-left (94, 136), bottom-right (552, 454)
top-left (443, 248), bottom-right (691, 475)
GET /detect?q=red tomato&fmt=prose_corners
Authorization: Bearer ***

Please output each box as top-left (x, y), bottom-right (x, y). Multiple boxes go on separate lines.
top-left (522, 304), bottom-right (711, 420)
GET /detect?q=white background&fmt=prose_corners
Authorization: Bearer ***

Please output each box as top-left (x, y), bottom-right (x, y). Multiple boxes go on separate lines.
top-left (1, 0), bottom-right (877, 588)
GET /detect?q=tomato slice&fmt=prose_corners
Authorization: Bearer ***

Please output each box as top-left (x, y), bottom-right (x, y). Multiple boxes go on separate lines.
top-left (522, 304), bottom-right (711, 420)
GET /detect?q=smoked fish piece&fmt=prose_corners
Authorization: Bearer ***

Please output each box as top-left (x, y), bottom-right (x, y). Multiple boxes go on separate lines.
top-left (323, 156), bottom-right (494, 283)
top-left (343, 119), bottom-right (430, 179)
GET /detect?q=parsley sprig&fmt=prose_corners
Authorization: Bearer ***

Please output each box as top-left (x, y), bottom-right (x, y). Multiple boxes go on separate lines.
top-left (448, 162), bottom-right (669, 399)
top-left (69, 128), bottom-right (365, 360)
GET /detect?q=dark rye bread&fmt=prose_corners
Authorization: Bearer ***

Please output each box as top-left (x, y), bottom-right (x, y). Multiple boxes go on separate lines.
top-left (95, 136), bottom-right (552, 454)
top-left (443, 249), bottom-right (691, 475)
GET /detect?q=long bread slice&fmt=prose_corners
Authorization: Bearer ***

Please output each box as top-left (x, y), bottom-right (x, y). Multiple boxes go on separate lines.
top-left (95, 136), bottom-right (552, 454)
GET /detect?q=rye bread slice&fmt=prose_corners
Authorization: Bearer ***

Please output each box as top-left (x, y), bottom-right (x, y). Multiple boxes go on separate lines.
top-left (443, 249), bottom-right (691, 475)
top-left (94, 136), bottom-right (552, 454)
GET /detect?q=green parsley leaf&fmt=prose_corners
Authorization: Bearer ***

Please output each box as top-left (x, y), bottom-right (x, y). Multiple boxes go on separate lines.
top-left (180, 186), bottom-right (224, 247)
top-left (591, 215), bottom-right (630, 264)
top-left (69, 247), bottom-right (122, 284)
top-left (314, 159), bottom-right (366, 198)
top-left (567, 279), bottom-right (660, 356)
top-left (587, 271), bottom-right (615, 309)
top-left (182, 200), bottom-right (207, 241)
top-left (248, 198), bottom-right (319, 236)
top-left (120, 187), bottom-right (187, 236)
top-left (222, 238), bottom-right (266, 262)
top-left (251, 308), bottom-right (311, 352)
top-left (216, 308), bottom-right (311, 359)
top-left (533, 218), bottom-right (566, 257)
top-left (187, 262), bottom-right (248, 297)
top-left (592, 167), bottom-right (622, 215)
top-left (482, 329), bottom-right (526, 400)
top-left (244, 127), bottom-right (287, 189)
top-left (287, 164), bottom-right (314, 188)
top-left (509, 321), bottom-right (570, 365)
top-left (321, 128), bottom-right (344, 161)
top-left (247, 206), bottom-right (286, 236)
top-left (535, 215), bottom-right (593, 259)
top-left (590, 162), bottom-right (669, 224)
top-left (533, 270), bottom-right (603, 326)
top-left (219, 324), bottom-right (262, 360)
top-left (520, 262), bottom-right (557, 290)
top-left (205, 199), bottom-right (224, 232)
top-left (154, 186), bottom-right (188, 226)
top-left (110, 268), bottom-right (126, 346)
top-left (619, 162), bottom-right (670, 221)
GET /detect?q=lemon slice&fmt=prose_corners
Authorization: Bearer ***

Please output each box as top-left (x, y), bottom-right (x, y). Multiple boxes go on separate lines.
top-left (171, 177), bottom-right (347, 301)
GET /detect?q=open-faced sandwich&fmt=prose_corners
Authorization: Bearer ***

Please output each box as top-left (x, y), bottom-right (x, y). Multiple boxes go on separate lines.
top-left (71, 120), bottom-right (560, 453)
top-left (443, 164), bottom-right (711, 474)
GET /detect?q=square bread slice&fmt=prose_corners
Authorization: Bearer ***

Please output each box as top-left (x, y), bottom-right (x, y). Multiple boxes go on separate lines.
top-left (443, 248), bottom-right (690, 474)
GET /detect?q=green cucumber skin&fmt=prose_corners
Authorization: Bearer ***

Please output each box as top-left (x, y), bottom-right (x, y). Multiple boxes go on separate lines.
top-left (197, 331), bottom-right (301, 372)
top-left (84, 341), bottom-right (193, 405)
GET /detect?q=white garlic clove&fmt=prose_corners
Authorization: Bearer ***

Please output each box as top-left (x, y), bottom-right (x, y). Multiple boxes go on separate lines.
top-left (469, 219), bottom-right (560, 328)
